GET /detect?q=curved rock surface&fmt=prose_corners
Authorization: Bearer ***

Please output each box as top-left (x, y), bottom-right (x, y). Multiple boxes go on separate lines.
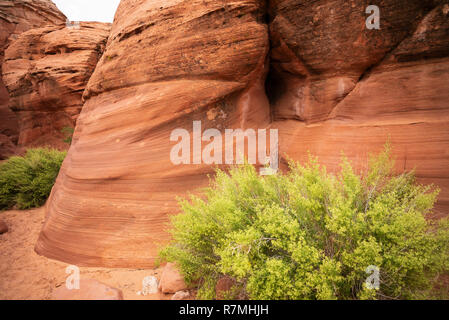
top-left (268, 0), bottom-right (439, 122)
top-left (37, 0), bottom-right (269, 267)
top-left (37, 0), bottom-right (449, 267)
top-left (2, 22), bottom-right (111, 148)
top-left (0, 0), bottom-right (66, 158)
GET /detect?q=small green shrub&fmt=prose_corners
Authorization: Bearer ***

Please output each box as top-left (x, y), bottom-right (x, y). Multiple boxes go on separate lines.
top-left (0, 148), bottom-right (66, 210)
top-left (160, 145), bottom-right (449, 300)
top-left (61, 126), bottom-right (75, 145)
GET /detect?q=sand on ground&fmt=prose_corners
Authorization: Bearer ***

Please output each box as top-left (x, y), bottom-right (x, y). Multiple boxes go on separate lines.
top-left (0, 207), bottom-right (172, 300)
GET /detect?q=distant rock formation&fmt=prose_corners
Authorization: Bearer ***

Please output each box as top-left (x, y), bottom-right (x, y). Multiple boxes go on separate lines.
top-left (0, 0), bottom-right (66, 158)
top-left (3, 22), bottom-right (111, 148)
top-left (36, 0), bottom-right (449, 268)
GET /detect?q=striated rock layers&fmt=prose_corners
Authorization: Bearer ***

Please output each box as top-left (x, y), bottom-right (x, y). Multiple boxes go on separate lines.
top-left (2, 22), bottom-right (111, 148)
top-left (0, 0), bottom-right (67, 158)
top-left (36, 0), bottom-right (270, 267)
top-left (36, 0), bottom-right (449, 267)
top-left (268, 0), bottom-right (449, 215)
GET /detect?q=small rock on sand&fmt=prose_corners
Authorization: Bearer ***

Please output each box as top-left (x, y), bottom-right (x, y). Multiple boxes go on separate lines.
top-left (158, 263), bottom-right (187, 294)
top-left (0, 220), bottom-right (8, 234)
top-left (171, 290), bottom-right (191, 300)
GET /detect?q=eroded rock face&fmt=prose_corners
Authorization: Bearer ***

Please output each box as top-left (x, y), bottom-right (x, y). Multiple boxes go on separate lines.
top-left (0, 79), bottom-right (18, 159)
top-left (268, 0), bottom-right (439, 122)
top-left (270, 0), bottom-right (449, 213)
top-left (2, 23), bottom-right (111, 148)
top-left (36, 0), bottom-right (449, 267)
top-left (36, 0), bottom-right (269, 267)
top-left (0, 0), bottom-right (66, 65)
top-left (0, 0), bottom-right (66, 158)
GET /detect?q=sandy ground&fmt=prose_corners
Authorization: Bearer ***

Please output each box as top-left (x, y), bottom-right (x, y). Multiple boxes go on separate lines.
top-left (2, 207), bottom-right (447, 300)
top-left (0, 207), bottom-right (171, 300)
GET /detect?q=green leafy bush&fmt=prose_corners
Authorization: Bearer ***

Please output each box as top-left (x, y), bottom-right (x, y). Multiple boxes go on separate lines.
top-left (0, 148), bottom-right (66, 210)
top-left (160, 145), bottom-right (449, 300)
top-left (61, 126), bottom-right (75, 145)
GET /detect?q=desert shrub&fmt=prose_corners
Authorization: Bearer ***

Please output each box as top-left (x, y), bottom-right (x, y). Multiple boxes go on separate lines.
top-left (0, 148), bottom-right (66, 210)
top-left (61, 126), bottom-right (75, 144)
top-left (160, 145), bottom-right (449, 300)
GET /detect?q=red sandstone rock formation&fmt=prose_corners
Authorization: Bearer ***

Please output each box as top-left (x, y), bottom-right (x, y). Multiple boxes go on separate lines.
top-left (2, 22), bottom-right (110, 148)
top-left (36, 0), bottom-right (449, 267)
top-left (0, 0), bottom-right (66, 158)
top-left (36, 0), bottom-right (270, 267)
top-left (269, 0), bottom-right (449, 213)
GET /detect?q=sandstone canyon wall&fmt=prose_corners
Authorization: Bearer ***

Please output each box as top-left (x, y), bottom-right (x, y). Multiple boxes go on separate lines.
top-left (0, 0), bottom-right (66, 158)
top-left (269, 0), bottom-right (449, 215)
top-left (37, 0), bottom-right (270, 267)
top-left (2, 22), bottom-right (111, 148)
top-left (36, 0), bottom-right (449, 267)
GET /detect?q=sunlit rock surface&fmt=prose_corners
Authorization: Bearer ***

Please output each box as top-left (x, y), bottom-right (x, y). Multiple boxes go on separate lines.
top-left (269, 1), bottom-right (449, 215)
top-left (36, 0), bottom-right (270, 267)
top-left (37, 0), bottom-right (449, 267)
top-left (0, 0), bottom-right (66, 158)
top-left (3, 22), bottom-right (110, 148)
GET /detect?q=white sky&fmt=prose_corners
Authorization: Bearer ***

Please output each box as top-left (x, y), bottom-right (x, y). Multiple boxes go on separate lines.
top-left (52, 0), bottom-right (121, 23)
